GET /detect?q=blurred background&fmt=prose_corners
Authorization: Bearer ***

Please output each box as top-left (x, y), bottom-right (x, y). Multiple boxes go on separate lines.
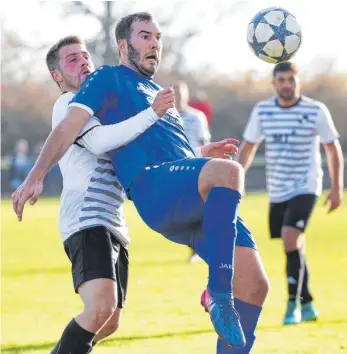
top-left (1, 2), bottom-right (347, 354)
top-left (1, 0), bottom-right (346, 196)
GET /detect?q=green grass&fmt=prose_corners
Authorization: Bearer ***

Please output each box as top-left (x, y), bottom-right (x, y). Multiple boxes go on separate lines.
top-left (1, 192), bottom-right (347, 353)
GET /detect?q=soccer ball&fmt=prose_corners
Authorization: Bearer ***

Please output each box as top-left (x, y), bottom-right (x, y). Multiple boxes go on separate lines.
top-left (247, 7), bottom-right (302, 63)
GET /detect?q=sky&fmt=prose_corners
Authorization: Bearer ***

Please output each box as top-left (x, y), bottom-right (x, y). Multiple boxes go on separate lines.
top-left (1, 0), bottom-right (346, 78)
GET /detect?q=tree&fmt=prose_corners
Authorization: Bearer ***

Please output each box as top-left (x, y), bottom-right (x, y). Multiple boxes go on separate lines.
top-left (60, 0), bottom-right (247, 74)
top-left (1, 30), bottom-right (43, 83)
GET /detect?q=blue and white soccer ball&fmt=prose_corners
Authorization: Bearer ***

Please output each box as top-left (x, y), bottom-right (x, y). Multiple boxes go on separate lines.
top-left (247, 7), bottom-right (302, 63)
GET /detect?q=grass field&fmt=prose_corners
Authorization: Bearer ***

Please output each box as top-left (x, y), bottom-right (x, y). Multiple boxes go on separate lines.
top-left (2, 192), bottom-right (347, 354)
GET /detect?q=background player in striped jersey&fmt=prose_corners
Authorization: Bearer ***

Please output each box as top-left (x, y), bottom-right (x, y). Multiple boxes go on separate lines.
top-left (174, 80), bottom-right (211, 263)
top-left (238, 62), bottom-right (344, 325)
top-left (44, 35), bottom-right (178, 353)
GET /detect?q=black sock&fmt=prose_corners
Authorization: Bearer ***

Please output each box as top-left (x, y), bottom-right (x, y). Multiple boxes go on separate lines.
top-left (301, 258), bottom-right (314, 305)
top-left (51, 318), bottom-right (96, 354)
top-left (286, 249), bottom-right (305, 302)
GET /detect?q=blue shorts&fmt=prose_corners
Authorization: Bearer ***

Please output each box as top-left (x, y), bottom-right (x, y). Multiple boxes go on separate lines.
top-left (129, 158), bottom-right (257, 261)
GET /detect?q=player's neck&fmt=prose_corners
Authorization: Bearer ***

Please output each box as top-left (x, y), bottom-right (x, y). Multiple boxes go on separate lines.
top-left (60, 85), bottom-right (78, 94)
top-left (121, 62), bottom-right (138, 73)
top-left (277, 95), bottom-right (300, 108)
top-left (119, 61), bottom-right (154, 79)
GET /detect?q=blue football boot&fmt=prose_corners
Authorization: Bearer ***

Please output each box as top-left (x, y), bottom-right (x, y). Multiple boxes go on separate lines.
top-left (201, 288), bottom-right (246, 348)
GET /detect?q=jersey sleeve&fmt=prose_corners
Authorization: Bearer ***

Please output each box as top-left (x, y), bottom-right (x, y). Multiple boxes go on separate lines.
top-left (316, 103), bottom-right (340, 144)
top-left (77, 107), bottom-right (160, 155)
top-left (52, 93), bottom-right (74, 129)
top-left (52, 92), bottom-right (101, 137)
top-left (69, 65), bottom-right (114, 116)
top-left (242, 104), bottom-right (264, 144)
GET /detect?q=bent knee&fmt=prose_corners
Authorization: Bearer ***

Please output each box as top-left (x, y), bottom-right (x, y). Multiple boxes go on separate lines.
top-left (85, 301), bottom-right (117, 328)
top-left (254, 275), bottom-right (271, 300)
top-left (102, 309), bottom-right (122, 336)
top-left (199, 159), bottom-right (244, 198)
top-left (105, 319), bottom-right (121, 335)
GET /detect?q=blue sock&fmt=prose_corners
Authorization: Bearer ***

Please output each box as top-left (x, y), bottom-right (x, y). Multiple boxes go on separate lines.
top-left (205, 187), bottom-right (241, 293)
top-left (217, 298), bottom-right (262, 353)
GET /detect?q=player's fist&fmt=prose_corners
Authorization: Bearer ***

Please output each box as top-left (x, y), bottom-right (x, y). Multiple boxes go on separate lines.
top-left (152, 87), bottom-right (175, 117)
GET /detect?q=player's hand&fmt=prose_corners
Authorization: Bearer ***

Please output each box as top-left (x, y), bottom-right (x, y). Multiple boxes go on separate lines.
top-left (11, 175), bottom-right (44, 221)
top-left (323, 188), bottom-right (343, 213)
top-left (152, 87), bottom-right (175, 117)
top-left (201, 138), bottom-right (239, 159)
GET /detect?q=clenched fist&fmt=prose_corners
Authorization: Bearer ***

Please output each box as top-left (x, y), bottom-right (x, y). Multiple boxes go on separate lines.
top-left (152, 87), bottom-right (175, 117)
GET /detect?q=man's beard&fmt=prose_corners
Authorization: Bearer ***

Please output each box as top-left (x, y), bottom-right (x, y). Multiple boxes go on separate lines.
top-left (127, 42), bottom-right (157, 77)
top-left (278, 90), bottom-right (294, 101)
top-left (60, 72), bottom-right (80, 92)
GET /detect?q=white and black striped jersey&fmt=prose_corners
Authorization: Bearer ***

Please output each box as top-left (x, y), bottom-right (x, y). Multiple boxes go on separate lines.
top-left (52, 92), bottom-right (129, 246)
top-left (181, 106), bottom-right (211, 149)
top-left (243, 96), bottom-right (339, 203)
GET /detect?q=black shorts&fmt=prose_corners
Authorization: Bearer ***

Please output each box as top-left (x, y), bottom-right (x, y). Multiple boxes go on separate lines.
top-left (64, 226), bottom-right (129, 308)
top-left (269, 194), bottom-right (317, 239)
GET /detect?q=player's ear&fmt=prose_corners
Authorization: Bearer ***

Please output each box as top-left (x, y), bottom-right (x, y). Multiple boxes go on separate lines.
top-left (271, 77), bottom-right (276, 88)
top-left (118, 39), bottom-right (127, 58)
top-left (51, 69), bottom-right (63, 86)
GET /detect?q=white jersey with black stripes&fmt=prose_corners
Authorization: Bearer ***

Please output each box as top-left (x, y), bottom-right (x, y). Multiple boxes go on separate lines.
top-left (243, 95), bottom-right (339, 203)
top-left (52, 92), bottom-right (129, 246)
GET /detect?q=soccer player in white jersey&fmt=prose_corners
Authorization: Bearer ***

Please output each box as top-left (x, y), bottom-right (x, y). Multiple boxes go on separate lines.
top-left (238, 62), bottom-right (344, 325)
top-left (45, 36), bottom-right (177, 353)
top-left (174, 80), bottom-right (211, 263)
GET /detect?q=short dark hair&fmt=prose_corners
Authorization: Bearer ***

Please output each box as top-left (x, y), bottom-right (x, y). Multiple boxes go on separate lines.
top-left (46, 35), bottom-right (85, 72)
top-left (273, 61), bottom-right (299, 77)
top-left (115, 12), bottom-right (153, 42)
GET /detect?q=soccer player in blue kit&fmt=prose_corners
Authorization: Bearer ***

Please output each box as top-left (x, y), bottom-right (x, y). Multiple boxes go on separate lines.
top-left (12, 12), bottom-right (270, 353)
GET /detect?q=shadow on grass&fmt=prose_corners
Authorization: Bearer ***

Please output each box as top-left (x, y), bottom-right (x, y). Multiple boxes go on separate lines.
top-left (3, 318), bottom-right (346, 352)
top-left (1, 328), bottom-right (215, 352)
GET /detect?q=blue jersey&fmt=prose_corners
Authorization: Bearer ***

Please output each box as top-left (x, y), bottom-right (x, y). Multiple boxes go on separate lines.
top-left (71, 65), bottom-right (195, 191)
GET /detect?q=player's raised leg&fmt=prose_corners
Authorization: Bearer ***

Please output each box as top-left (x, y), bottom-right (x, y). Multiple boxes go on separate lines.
top-left (198, 159), bottom-right (246, 347)
top-left (130, 157), bottom-right (246, 347)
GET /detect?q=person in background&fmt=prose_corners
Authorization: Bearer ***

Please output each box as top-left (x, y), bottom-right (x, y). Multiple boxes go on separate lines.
top-left (238, 61), bottom-right (343, 325)
top-left (174, 80), bottom-right (211, 263)
top-left (189, 89), bottom-right (214, 126)
top-left (9, 139), bottom-right (32, 191)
